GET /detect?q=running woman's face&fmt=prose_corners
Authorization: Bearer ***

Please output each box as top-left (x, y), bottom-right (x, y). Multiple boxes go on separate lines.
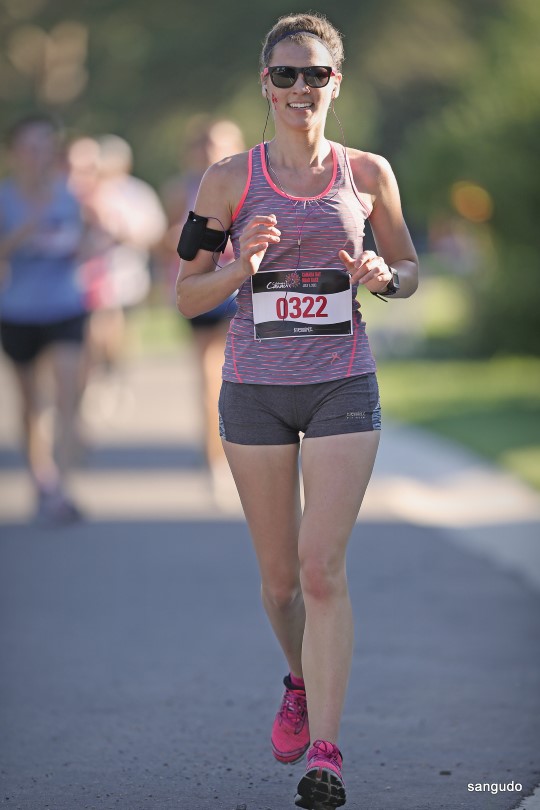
top-left (262, 40), bottom-right (342, 130)
top-left (10, 124), bottom-right (58, 176)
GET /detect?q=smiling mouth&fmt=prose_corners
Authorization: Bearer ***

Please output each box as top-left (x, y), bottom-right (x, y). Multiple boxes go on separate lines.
top-left (288, 103), bottom-right (313, 109)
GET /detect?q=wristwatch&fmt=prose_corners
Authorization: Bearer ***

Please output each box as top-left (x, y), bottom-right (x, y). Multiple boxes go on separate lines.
top-left (382, 267), bottom-right (400, 296)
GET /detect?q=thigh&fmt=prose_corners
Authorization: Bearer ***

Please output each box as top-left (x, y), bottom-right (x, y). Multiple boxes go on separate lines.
top-left (10, 357), bottom-right (42, 412)
top-left (222, 439), bottom-right (302, 588)
top-left (48, 341), bottom-right (86, 413)
top-left (299, 431), bottom-right (380, 565)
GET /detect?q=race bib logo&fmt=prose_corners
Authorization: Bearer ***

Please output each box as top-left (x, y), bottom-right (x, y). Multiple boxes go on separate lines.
top-left (284, 271), bottom-right (301, 288)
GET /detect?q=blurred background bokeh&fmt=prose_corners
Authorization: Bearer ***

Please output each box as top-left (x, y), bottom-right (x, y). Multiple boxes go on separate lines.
top-left (1, 0), bottom-right (539, 502)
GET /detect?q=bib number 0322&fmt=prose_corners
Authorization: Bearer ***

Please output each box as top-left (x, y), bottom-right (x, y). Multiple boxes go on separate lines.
top-left (276, 295), bottom-right (328, 320)
top-left (251, 268), bottom-right (353, 339)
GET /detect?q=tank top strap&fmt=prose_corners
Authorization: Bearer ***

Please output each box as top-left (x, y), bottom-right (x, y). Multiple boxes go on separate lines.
top-left (333, 141), bottom-right (373, 218)
top-left (251, 142), bottom-right (265, 179)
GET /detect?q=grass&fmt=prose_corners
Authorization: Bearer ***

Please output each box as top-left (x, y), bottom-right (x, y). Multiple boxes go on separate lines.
top-left (377, 357), bottom-right (540, 490)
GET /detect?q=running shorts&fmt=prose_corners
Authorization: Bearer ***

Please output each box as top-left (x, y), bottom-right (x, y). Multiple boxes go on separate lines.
top-left (0, 313), bottom-right (88, 365)
top-left (218, 373), bottom-right (381, 445)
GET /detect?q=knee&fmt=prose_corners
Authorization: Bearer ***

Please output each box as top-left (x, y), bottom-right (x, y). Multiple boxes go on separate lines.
top-left (299, 554), bottom-right (347, 602)
top-left (261, 580), bottom-right (302, 612)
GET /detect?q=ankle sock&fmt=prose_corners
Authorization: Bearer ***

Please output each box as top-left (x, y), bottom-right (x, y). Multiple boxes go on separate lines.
top-left (289, 672), bottom-right (305, 689)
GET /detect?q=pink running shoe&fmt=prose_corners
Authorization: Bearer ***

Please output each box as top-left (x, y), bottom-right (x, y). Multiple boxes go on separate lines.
top-left (271, 675), bottom-right (310, 764)
top-left (295, 739), bottom-right (346, 809)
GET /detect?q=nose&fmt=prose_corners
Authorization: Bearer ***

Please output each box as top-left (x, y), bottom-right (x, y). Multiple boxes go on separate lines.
top-left (292, 70), bottom-right (310, 91)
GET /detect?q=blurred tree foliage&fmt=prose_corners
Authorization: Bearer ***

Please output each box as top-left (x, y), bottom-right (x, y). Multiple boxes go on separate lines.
top-left (0, 0), bottom-right (507, 179)
top-left (398, 0), bottom-right (540, 355)
top-left (1, 0), bottom-right (537, 354)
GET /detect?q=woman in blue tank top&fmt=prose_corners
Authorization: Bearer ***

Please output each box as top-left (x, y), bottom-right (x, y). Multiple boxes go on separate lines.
top-left (176, 13), bottom-right (419, 808)
top-left (0, 114), bottom-right (86, 525)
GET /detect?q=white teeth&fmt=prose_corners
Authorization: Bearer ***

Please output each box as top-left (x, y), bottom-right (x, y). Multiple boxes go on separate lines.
top-left (289, 103), bottom-right (312, 108)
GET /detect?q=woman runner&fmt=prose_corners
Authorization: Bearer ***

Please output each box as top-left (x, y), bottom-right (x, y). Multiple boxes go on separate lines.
top-left (176, 12), bottom-right (419, 809)
top-left (0, 114), bottom-right (86, 524)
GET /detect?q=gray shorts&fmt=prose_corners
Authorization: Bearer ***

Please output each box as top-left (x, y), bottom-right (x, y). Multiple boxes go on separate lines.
top-left (218, 374), bottom-right (381, 445)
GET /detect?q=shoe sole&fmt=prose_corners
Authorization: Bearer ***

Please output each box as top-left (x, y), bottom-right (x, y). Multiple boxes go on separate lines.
top-left (294, 767), bottom-right (346, 809)
top-left (272, 741), bottom-right (310, 765)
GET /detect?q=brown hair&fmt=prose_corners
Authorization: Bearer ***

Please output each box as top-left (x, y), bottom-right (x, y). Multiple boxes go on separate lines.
top-left (260, 12), bottom-right (344, 72)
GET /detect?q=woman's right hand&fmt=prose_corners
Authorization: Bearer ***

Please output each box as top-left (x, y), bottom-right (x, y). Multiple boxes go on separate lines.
top-left (239, 214), bottom-right (280, 276)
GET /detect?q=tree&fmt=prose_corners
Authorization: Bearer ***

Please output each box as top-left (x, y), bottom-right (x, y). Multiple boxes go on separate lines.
top-left (397, 0), bottom-right (540, 354)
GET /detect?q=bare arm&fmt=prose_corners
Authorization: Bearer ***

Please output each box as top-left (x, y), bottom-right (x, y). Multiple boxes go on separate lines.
top-left (176, 154), bottom-right (281, 318)
top-left (340, 151), bottom-right (419, 298)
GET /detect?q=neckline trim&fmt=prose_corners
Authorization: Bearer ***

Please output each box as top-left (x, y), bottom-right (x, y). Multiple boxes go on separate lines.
top-left (260, 142), bottom-right (338, 201)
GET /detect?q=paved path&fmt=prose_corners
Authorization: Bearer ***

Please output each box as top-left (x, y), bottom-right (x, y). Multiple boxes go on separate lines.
top-left (1, 351), bottom-right (539, 810)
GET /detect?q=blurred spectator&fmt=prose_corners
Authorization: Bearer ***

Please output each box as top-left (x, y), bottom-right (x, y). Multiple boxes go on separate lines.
top-left (160, 117), bottom-right (245, 506)
top-left (68, 134), bottom-right (167, 384)
top-left (0, 114), bottom-right (86, 524)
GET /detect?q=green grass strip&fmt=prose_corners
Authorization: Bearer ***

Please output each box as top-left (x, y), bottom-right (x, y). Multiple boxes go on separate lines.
top-left (378, 357), bottom-right (540, 490)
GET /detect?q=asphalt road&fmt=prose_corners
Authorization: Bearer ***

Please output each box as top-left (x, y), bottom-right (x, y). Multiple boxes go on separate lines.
top-left (1, 516), bottom-right (539, 810)
top-left (1, 352), bottom-right (539, 810)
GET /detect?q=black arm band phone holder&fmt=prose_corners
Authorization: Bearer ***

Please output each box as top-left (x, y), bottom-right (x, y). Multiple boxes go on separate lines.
top-left (177, 211), bottom-right (230, 261)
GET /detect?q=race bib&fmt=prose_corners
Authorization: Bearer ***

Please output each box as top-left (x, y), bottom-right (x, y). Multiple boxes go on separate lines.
top-left (251, 269), bottom-right (353, 340)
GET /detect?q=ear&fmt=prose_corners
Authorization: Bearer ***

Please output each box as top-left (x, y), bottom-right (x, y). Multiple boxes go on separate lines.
top-left (331, 73), bottom-right (342, 100)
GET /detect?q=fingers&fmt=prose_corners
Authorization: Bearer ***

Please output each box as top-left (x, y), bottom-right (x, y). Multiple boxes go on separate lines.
top-left (338, 249), bottom-right (354, 270)
top-left (339, 249), bottom-right (391, 289)
top-left (240, 218), bottom-right (281, 252)
top-left (242, 216), bottom-right (280, 240)
top-left (239, 215), bottom-right (281, 275)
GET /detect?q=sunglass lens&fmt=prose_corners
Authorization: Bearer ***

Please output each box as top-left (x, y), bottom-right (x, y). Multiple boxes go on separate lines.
top-left (305, 67), bottom-right (331, 87)
top-left (271, 67), bottom-right (296, 87)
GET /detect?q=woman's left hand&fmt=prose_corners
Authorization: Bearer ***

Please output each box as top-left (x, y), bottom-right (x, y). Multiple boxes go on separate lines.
top-left (338, 249), bottom-right (392, 294)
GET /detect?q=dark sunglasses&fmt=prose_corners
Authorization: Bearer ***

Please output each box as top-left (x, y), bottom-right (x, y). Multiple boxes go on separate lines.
top-left (263, 65), bottom-right (336, 89)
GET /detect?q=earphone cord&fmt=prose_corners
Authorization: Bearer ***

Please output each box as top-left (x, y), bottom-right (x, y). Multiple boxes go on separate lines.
top-left (259, 94), bottom-right (356, 316)
top-left (204, 215), bottom-right (228, 270)
top-left (263, 137), bottom-right (344, 270)
top-left (331, 100), bottom-right (365, 214)
top-left (213, 98), bottom-right (355, 271)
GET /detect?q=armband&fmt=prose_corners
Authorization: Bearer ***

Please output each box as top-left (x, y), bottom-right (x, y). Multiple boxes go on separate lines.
top-left (177, 210), bottom-right (230, 261)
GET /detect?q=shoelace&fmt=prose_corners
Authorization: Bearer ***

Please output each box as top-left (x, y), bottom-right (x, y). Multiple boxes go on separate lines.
top-left (309, 740), bottom-right (342, 770)
top-left (279, 688), bottom-right (307, 730)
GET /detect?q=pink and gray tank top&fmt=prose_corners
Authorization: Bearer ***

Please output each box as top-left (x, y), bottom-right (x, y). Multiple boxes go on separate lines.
top-left (222, 141), bottom-right (377, 385)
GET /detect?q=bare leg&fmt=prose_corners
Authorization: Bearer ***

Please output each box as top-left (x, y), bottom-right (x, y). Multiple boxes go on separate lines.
top-left (11, 359), bottom-right (59, 494)
top-left (222, 440), bottom-right (305, 677)
top-left (299, 431), bottom-right (380, 744)
top-left (49, 342), bottom-right (86, 485)
top-left (87, 308), bottom-right (125, 373)
top-left (192, 325), bottom-right (228, 468)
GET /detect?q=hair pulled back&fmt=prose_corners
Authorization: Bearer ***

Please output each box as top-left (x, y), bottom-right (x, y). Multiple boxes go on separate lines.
top-left (260, 12), bottom-right (344, 72)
